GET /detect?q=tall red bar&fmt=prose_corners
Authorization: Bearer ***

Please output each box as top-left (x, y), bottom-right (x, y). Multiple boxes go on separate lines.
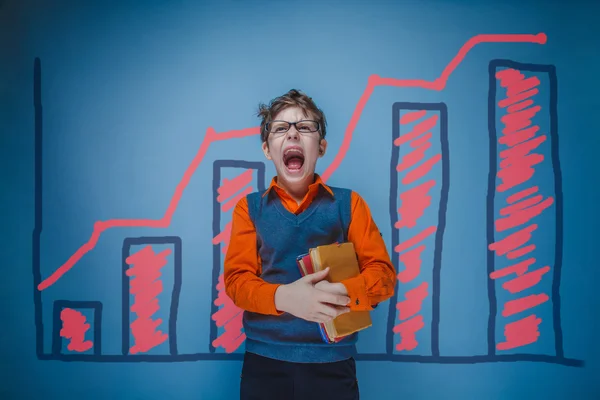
top-left (387, 102), bottom-right (449, 358)
top-left (210, 160), bottom-right (265, 353)
top-left (487, 60), bottom-right (563, 358)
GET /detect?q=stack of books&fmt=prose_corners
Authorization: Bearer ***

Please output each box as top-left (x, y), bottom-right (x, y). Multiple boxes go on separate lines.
top-left (296, 242), bottom-right (372, 344)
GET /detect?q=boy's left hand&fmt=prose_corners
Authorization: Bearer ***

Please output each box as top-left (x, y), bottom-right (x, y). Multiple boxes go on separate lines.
top-left (314, 280), bottom-right (348, 296)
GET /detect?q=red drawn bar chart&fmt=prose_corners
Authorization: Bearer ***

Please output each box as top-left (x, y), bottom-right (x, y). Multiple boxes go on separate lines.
top-left (32, 34), bottom-right (582, 366)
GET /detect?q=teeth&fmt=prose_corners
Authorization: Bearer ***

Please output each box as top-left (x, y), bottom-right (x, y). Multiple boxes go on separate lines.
top-left (285, 148), bottom-right (302, 155)
top-left (283, 148), bottom-right (304, 164)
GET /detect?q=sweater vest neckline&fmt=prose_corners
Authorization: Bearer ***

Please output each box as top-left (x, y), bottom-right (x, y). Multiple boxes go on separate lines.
top-left (269, 185), bottom-right (330, 225)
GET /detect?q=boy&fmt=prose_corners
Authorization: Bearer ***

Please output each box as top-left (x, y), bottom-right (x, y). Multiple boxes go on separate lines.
top-left (224, 89), bottom-right (396, 399)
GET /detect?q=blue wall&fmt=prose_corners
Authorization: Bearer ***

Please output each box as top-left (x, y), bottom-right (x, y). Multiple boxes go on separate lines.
top-left (2, 0), bottom-right (599, 398)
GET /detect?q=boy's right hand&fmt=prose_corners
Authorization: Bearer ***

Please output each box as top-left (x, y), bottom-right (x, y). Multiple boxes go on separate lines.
top-left (274, 267), bottom-right (351, 323)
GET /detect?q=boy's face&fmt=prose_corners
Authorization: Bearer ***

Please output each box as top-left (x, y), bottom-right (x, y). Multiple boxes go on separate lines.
top-left (262, 106), bottom-right (327, 189)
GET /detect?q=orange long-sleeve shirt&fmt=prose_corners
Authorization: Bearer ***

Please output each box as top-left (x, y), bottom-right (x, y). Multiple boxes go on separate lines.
top-left (224, 175), bottom-right (397, 316)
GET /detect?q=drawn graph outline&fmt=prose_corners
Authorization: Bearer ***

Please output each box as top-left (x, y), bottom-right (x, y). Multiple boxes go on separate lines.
top-left (31, 33), bottom-right (584, 366)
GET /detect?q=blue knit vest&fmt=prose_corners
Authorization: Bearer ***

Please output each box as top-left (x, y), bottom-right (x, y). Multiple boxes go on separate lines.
top-left (243, 185), bottom-right (358, 363)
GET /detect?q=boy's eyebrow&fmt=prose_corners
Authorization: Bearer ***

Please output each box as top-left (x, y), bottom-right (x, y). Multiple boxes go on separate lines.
top-left (272, 119), bottom-right (311, 123)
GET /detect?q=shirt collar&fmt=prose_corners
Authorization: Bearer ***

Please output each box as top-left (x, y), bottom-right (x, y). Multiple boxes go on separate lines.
top-left (262, 174), bottom-right (334, 198)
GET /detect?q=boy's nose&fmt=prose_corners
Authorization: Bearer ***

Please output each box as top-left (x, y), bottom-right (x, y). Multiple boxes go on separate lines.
top-left (286, 127), bottom-right (300, 140)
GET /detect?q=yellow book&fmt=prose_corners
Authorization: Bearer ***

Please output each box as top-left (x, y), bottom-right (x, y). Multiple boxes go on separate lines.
top-left (309, 242), bottom-right (373, 342)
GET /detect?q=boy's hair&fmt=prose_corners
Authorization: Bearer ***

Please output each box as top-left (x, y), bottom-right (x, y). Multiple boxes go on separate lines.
top-left (257, 89), bottom-right (327, 143)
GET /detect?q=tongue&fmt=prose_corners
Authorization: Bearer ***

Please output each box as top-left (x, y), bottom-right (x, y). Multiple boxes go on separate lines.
top-left (287, 158), bottom-right (303, 170)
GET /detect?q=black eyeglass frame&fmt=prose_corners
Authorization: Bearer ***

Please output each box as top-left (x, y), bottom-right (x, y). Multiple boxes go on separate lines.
top-left (265, 120), bottom-right (322, 136)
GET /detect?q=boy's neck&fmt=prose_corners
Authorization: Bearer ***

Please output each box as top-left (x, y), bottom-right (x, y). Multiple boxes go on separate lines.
top-left (276, 174), bottom-right (315, 204)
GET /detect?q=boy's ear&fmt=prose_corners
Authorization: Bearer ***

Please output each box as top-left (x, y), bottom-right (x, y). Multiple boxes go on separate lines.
top-left (262, 141), bottom-right (272, 160)
top-left (318, 139), bottom-right (327, 157)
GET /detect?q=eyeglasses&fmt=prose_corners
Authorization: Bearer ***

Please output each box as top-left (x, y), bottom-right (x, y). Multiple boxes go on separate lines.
top-left (266, 120), bottom-right (321, 138)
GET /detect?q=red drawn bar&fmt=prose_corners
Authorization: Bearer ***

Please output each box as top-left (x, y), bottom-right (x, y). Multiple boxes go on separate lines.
top-left (393, 108), bottom-right (442, 354)
top-left (60, 308), bottom-right (93, 352)
top-left (125, 246), bottom-right (169, 354)
top-left (212, 169), bottom-right (255, 353)
top-left (490, 66), bottom-right (553, 352)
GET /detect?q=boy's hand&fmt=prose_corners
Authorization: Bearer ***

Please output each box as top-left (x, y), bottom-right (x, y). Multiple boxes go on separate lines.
top-left (274, 267), bottom-right (351, 323)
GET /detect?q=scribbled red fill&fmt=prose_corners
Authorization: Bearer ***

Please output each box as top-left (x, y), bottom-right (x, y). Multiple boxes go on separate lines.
top-left (393, 109), bottom-right (441, 352)
top-left (212, 275), bottom-right (246, 353)
top-left (125, 245), bottom-right (169, 354)
top-left (492, 67), bottom-right (551, 351)
top-left (394, 315), bottom-right (425, 352)
top-left (497, 315), bottom-right (542, 350)
top-left (211, 169), bottom-right (254, 352)
top-left (60, 308), bottom-right (93, 352)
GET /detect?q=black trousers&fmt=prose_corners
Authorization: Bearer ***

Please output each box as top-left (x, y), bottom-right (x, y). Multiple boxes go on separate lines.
top-left (240, 351), bottom-right (359, 400)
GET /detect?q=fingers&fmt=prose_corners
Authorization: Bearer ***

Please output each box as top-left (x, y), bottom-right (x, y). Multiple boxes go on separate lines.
top-left (304, 267), bottom-right (330, 283)
top-left (337, 306), bottom-right (351, 315)
top-left (315, 304), bottom-right (350, 320)
top-left (315, 281), bottom-right (347, 295)
top-left (318, 290), bottom-right (350, 307)
top-left (310, 310), bottom-right (350, 323)
top-left (318, 303), bottom-right (340, 319)
top-left (312, 313), bottom-right (334, 323)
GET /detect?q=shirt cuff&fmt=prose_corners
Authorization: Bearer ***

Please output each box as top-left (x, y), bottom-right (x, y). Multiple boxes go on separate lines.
top-left (341, 276), bottom-right (373, 312)
top-left (262, 283), bottom-right (285, 316)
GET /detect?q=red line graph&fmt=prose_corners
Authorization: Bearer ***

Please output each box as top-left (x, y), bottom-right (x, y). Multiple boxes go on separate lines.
top-left (37, 33), bottom-right (547, 291)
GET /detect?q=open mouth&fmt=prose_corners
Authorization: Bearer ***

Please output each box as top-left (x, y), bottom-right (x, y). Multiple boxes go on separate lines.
top-left (283, 147), bottom-right (305, 173)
